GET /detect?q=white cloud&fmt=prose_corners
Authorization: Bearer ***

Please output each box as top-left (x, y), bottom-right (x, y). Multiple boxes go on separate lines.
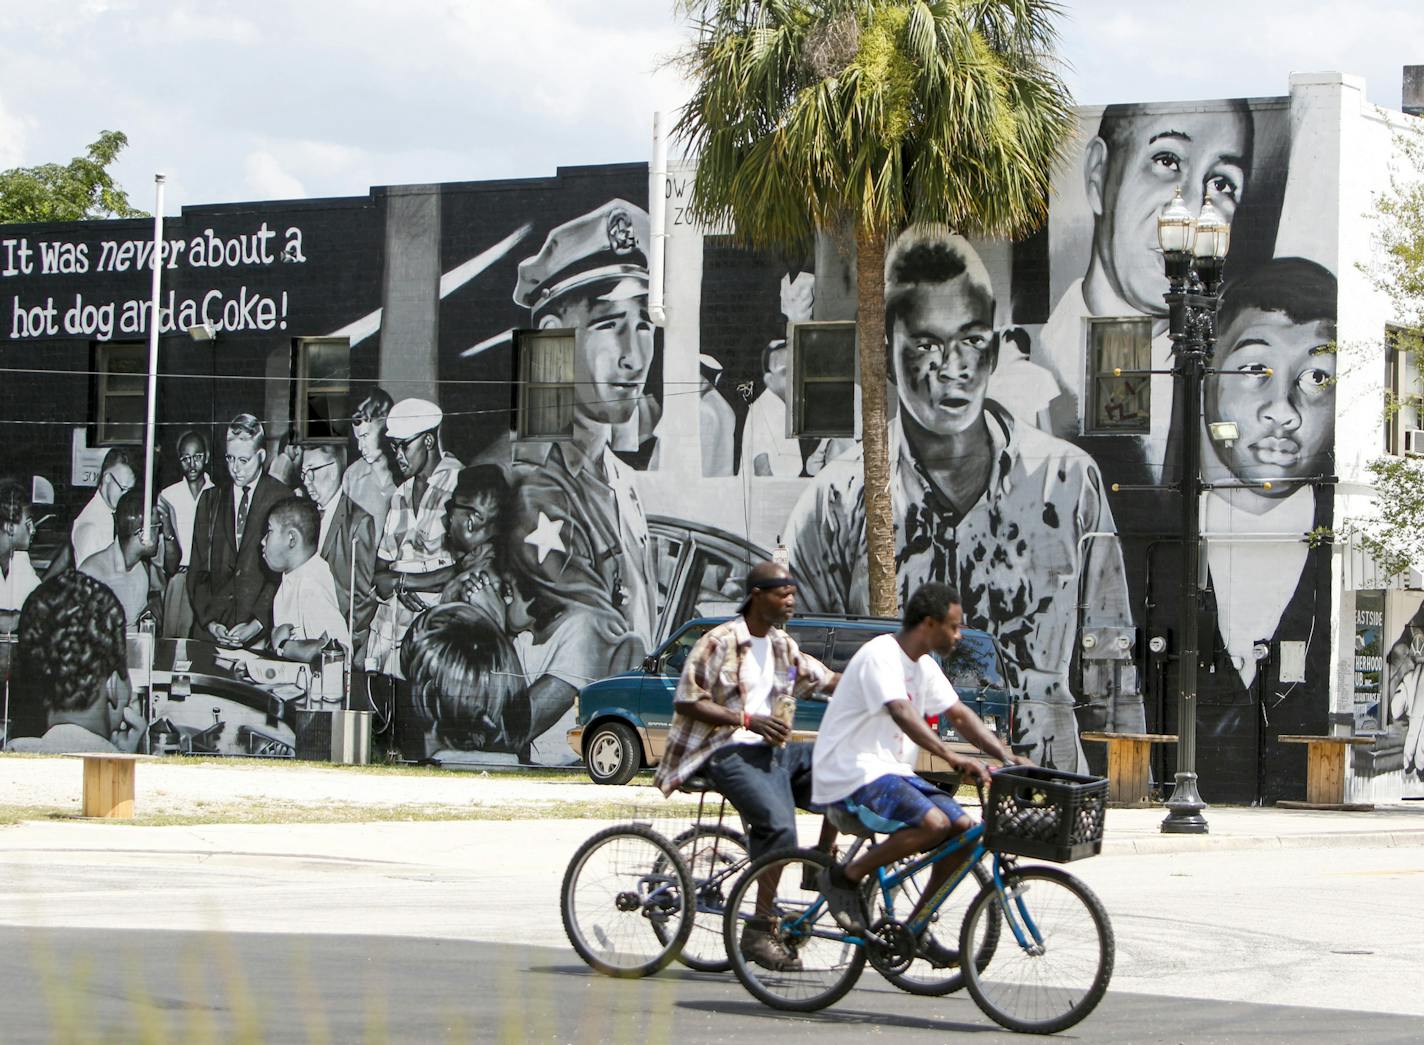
top-left (0, 0), bottom-right (1420, 206)
top-left (0, 93), bottom-right (28, 168)
top-left (243, 150), bottom-right (306, 201)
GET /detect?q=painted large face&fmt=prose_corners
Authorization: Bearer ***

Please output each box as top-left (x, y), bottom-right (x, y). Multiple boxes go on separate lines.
top-left (551, 293), bottom-right (654, 427)
top-left (301, 448), bottom-right (343, 506)
top-left (178, 437), bottom-right (207, 484)
top-left (1093, 109), bottom-right (1250, 316)
top-left (891, 277), bottom-right (997, 437)
top-left (225, 435), bottom-right (264, 487)
top-left (1207, 308), bottom-right (1335, 486)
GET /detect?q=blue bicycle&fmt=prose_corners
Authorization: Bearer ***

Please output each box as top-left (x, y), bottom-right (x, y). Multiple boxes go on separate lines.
top-left (720, 766), bottom-right (1115, 1035)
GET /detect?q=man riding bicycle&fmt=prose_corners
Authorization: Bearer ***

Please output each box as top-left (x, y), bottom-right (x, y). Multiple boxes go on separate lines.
top-left (654, 560), bottom-right (840, 970)
top-left (812, 581), bottom-right (1030, 934)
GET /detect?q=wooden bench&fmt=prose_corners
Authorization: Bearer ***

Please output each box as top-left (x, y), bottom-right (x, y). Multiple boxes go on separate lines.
top-left (1081, 732), bottom-right (1178, 808)
top-left (1277, 735), bottom-right (1375, 811)
top-left (76, 753), bottom-right (139, 818)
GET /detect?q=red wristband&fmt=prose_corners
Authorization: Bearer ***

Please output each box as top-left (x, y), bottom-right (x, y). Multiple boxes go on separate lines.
top-left (742, 710), bottom-right (751, 729)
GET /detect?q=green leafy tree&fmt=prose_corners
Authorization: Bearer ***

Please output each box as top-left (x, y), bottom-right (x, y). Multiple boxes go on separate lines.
top-left (0, 130), bottom-right (148, 223)
top-left (673, 0), bottom-right (1074, 615)
top-left (1354, 125), bottom-right (1424, 579)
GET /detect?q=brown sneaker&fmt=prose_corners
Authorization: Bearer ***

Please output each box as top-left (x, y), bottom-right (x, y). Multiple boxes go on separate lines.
top-left (740, 920), bottom-right (803, 972)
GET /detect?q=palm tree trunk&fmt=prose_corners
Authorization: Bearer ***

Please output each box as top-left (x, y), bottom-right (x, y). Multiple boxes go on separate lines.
top-left (855, 222), bottom-right (897, 618)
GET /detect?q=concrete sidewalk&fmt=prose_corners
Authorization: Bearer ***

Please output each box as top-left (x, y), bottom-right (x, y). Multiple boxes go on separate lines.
top-left (2, 753), bottom-right (1423, 867)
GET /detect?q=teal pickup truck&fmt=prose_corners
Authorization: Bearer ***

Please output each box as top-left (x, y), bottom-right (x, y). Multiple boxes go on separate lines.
top-left (568, 614), bottom-right (1017, 785)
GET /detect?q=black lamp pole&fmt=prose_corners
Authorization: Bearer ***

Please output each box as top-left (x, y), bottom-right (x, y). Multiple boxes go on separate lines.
top-left (1159, 188), bottom-right (1228, 835)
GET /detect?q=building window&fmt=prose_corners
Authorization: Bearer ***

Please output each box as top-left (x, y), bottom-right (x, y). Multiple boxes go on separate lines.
top-left (517, 329), bottom-right (576, 439)
top-left (95, 342), bottom-right (147, 444)
top-left (1385, 326), bottom-right (1424, 456)
top-left (1086, 318), bottom-right (1151, 434)
top-left (790, 321), bottom-right (856, 438)
top-left (296, 338), bottom-right (352, 442)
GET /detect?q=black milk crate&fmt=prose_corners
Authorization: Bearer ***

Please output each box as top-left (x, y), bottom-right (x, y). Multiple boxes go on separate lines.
top-left (984, 766), bottom-right (1108, 863)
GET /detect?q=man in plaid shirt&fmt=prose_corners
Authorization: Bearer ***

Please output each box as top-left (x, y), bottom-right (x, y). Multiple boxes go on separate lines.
top-left (654, 561), bottom-right (839, 970)
top-left (366, 398), bottom-right (463, 677)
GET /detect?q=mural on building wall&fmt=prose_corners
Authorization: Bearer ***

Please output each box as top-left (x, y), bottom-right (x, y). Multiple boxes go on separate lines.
top-left (0, 97), bottom-right (1345, 800)
top-left (1383, 602), bottom-right (1424, 792)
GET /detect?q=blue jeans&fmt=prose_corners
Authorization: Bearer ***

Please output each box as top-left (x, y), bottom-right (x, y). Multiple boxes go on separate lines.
top-left (705, 740), bottom-right (818, 861)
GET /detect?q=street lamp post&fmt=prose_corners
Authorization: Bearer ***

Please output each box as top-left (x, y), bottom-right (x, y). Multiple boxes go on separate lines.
top-left (1159, 186), bottom-right (1230, 835)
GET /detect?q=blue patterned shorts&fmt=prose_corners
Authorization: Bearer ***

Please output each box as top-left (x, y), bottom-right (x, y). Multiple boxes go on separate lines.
top-left (838, 773), bottom-right (966, 833)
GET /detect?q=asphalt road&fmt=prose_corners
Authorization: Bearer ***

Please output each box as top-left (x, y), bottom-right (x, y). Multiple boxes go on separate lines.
top-left (1, 927), bottom-right (1419, 1044)
top-left (3, 824), bottom-right (1423, 1042)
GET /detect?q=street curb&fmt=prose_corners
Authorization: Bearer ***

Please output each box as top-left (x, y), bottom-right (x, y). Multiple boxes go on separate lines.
top-left (1102, 829), bottom-right (1424, 856)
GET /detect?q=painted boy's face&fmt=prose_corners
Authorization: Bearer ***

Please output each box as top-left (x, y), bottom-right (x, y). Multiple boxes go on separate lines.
top-left (1207, 308), bottom-right (1335, 487)
top-left (1092, 109), bottom-right (1250, 316)
top-left (891, 276), bottom-right (997, 438)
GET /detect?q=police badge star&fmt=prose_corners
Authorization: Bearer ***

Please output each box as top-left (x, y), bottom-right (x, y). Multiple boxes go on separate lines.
top-left (524, 511), bottom-right (567, 565)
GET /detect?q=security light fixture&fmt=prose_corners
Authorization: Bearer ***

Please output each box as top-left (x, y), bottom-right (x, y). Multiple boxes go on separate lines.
top-left (188, 322), bottom-right (216, 341)
top-left (1208, 421), bottom-right (1240, 447)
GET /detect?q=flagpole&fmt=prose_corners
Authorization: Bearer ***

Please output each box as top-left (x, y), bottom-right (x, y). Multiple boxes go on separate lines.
top-left (141, 174), bottom-right (166, 535)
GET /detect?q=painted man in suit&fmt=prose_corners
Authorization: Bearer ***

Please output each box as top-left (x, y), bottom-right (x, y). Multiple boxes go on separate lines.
top-left (186, 414), bottom-right (290, 648)
top-left (301, 442), bottom-right (376, 663)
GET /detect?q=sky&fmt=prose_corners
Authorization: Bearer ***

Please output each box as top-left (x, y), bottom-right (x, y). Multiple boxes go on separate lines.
top-left (1, 0), bottom-right (1421, 211)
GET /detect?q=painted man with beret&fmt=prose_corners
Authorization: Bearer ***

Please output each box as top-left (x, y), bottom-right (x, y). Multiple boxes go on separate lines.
top-left (365, 397), bottom-right (463, 677)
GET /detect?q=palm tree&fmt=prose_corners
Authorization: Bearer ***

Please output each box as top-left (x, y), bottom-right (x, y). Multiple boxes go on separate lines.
top-left (673, 0), bottom-right (1075, 616)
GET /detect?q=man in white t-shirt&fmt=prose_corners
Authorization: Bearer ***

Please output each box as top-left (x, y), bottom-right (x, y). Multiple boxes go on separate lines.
top-left (812, 581), bottom-right (1027, 934)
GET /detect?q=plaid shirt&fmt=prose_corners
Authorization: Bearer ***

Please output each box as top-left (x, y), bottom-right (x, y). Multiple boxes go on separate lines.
top-left (654, 616), bottom-right (833, 795)
top-left (365, 453), bottom-right (462, 675)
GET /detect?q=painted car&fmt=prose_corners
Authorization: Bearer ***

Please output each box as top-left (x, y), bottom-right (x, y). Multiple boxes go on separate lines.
top-left (568, 614), bottom-right (1017, 785)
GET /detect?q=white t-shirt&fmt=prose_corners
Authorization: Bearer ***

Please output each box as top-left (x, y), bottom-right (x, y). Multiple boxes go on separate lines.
top-left (273, 553), bottom-right (351, 654)
top-left (812, 633), bottom-right (958, 804)
top-left (730, 633), bottom-right (776, 745)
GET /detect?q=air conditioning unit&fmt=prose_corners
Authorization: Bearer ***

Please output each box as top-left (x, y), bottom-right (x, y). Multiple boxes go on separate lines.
top-left (1405, 429), bottom-right (1424, 456)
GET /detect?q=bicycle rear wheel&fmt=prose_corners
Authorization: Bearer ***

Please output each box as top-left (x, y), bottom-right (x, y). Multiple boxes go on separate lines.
top-left (875, 858), bottom-right (999, 996)
top-left (722, 848), bottom-right (866, 1012)
top-left (660, 824), bottom-right (748, 972)
top-left (959, 865), bottom-right (1114, 1034)
top-left (561, 823), bottom-right (694, 978)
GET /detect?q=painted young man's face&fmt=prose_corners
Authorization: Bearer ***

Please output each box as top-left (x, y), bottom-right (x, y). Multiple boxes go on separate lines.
top-left (1091, 108), bottom-right (1250, 316)
top-left (891, 275), bottom-right (998, 438)
top-left (178, 438), bottom-right (207, 484)
top-left (444, 490), bottom-right (500, 557)
top-left (390, 431), bottom-right (430, 479)
top-left (1207, 308), bottom-right (1335, 487)
top-left (549, 292), bottom-right (654, 427)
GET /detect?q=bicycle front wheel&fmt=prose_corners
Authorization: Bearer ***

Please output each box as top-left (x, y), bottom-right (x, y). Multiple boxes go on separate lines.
top-left (661, 824), bottom-right (748, 972)
top-left (875, 858), bottom-right (999, 996)
top-left (723, 847), bottom-right (866, 1012)
top-left (959, 865), bottom-right (1114, 1034)
top-left (561, 823), bottom-right (693, 978)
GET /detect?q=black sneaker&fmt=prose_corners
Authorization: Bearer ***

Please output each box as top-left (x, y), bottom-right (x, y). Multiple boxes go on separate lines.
top-left (817, 864), bottom-right (869, 935)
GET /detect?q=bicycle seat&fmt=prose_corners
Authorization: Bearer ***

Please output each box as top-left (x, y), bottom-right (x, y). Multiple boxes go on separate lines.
top-left (678, 774), bottom-right (718, 795)
top-left (825, 803), bottom-right (875, 839)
